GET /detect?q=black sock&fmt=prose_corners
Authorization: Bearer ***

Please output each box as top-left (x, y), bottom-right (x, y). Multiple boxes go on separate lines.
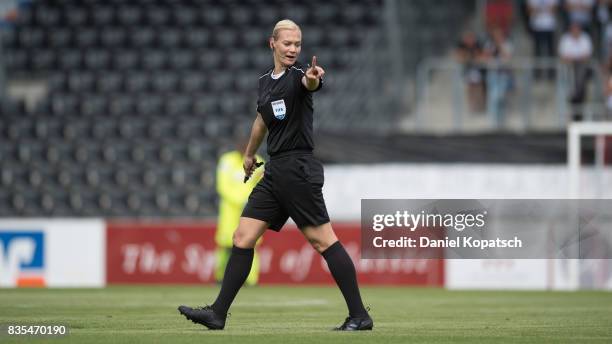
top-left (211, 245), bottom-right (254, 315)
top-left (322, 241), bottom-right (368, 318)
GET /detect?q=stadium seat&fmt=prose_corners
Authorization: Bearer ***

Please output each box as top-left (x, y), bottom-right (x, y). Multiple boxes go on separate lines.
top-left (96, 72), bottom-right (123, 93)
top-left (124, 72), bottom-right (150, 92)
top-left (108, 94), bottom-right (136, 116)
top-left (219, 94), bottom-right (249, 116)
top-left (64, 7), bottom-right (88, 27)
top-left (113, 164), bottom-right (138, 188)
top-left (48, 73), bottom-right (67, 92)
top-left (341, 4), bottom-right (366, 25)
top-left (141, 49), bottom-right (167, 70)
top-left (141, 165), bottom-right (160, 188)
top-left (227, 51), bottom-right (250, 70)
top-left (179, 72), bottom-right (206, 92)
top-left (117, 5), bottom-right (143, 26)
top-left (165, 94), bottom-right (193, 116)
top-left (147, 119), bottom-right (173, 139)
top-left (57, 49), bottom-right (82, 70)
top-left (90, 5), bottom-right (115, 26)
top-left (281, 5), bottom-right (309, 24)
top-left (145, 5), bottom-right (170, 26)
top-left (193, 95), bottom-right (219, 116)
top-left (151, 72), bottom-right (179, 93)
top-left (118, 119), bottom-right (147, 140)
top-left (227, 6), bottom-right (252, 26)
top-left (79, 94), bottom-right (107, 117)
top-left (84, 49), bottom-right (111, 69)
top-left (75, 28), bottom-right (98, 48)
top-left (168, 50), bottom-right (195, 70)
top-left (45, 142), bottom-right (73, 165)
top-left (1, 165), bottom-right (26, 190)
top-left (255, 5), bottom-right (279, 26)
top-left (68, 190), bottom-right (96, 215)
top-left (130, 140), bottom-right (157, 163)
top-left (235, 72), bottom-right (257, 92)
top-left (197, 50), bottom-right (222, 70)
top-left (328, 27), bottom-right (352, 47)
top-left (17, 141), bottom-right (44, 165)
top-left (67, 72), bottom-right (95, 93)
top-left (302, 26), bottom-right (325, 48)
top-left (310, 3), bottom-right (339, 24)
top-left (91, 120), bottom-right (118, 140)
top-left (173, 5), bottom-right (197, 26)
top-left (34, 119), bottom-right (60, 140)
top-left (174, 119), bottom-right (199, 139)
top-left (208, 74), bottom-right (233, 92)
top-left (1, 27), bottom-right (17, 49)
top-left (136, 93), bottom-right (164, 115)
top-left (239, 27), bottom-right (265, 49)
top-left (101, 142), bottom-right (131, 164)
top-left (6, 121), bottom-right (29, 141)
top-left (158, 28), bottom-right (183, 48)
top-left (19, 27), bottom-right (45, 48)
top-left (201, 6), bottom-right (226, 27)
top-left (50, 94), bottom-right (79, 116)
top-left (130, 27), bottom-right (156, 48)
top-left (4, 49), bottom-right (28, 71)
top-left (112, 50), bottom-right (139, 70)
top-left (0, 190), bottom-right (10, 216)
top-left (100, 28), bottom-right (127, 48)
top-left (17, 193), bottom-right (41, 216)
top-left (61, 120), bottom-right (88, 140)
top-left (48, 28), bottom-right (72, 48)
top-left (203, 117), bottom-right (232, 137)
top-left (31, 49), bottom-right (55, 71)
top-left (185, 28), bottom-right (211, 47)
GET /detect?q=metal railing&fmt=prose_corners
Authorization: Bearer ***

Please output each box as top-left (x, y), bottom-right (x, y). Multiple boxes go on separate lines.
top-left (414, 57), bottom-right (607, 132)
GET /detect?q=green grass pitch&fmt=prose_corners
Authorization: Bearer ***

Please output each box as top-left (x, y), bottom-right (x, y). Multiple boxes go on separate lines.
top-left (1, 286), bottom-right (611, 343)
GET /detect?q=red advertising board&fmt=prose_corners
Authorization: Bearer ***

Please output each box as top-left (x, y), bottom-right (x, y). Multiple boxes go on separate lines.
top-left (106, 222), bottom-right (444, 286)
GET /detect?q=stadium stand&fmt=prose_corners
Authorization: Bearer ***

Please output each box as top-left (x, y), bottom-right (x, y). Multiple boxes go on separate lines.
top-left (1, 0), bottom-right (396, 217)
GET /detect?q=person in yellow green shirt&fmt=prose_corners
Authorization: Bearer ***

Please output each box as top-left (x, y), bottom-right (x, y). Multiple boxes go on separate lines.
top-left (215, 143), bottom-right (264, 286)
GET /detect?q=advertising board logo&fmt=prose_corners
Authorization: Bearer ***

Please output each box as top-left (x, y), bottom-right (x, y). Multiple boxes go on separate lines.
top-left (0, 231), bottom-right (46, 287)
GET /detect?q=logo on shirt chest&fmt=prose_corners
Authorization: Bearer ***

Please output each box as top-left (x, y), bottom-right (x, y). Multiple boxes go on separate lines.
top-left (271, 99), bottom-right (286, 120)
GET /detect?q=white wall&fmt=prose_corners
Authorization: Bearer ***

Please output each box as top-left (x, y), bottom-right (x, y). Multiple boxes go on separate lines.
top-left (323, 164), bottom-right (612, 220)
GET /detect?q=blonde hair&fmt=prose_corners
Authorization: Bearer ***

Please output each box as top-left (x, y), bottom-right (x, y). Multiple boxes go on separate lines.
top-left (271, 19), bottom-right (300, 40)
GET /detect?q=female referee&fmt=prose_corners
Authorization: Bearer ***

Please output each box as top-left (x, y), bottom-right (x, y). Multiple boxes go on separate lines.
top-left (179, 19), bottom-right (373, 331)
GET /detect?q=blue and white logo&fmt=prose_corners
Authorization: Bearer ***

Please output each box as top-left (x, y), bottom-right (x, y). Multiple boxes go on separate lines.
top-left (0, 231), bottom-right (45, 287)
top-left (271, 99), bottom-right (286, 120)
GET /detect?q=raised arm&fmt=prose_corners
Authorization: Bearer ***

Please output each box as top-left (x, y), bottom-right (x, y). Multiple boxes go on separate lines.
top-left (302, 55), bottom-right (326, 91)
top-left (243, 112), bottom-right (267, 178)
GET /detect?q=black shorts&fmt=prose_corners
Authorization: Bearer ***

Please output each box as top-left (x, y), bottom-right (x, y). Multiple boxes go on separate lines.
top-left (242, 150), bottom-right (330, 231)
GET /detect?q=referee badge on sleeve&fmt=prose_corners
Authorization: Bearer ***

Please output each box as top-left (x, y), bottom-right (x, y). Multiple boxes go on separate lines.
top-left (271, 99), bottom-right (286, 120)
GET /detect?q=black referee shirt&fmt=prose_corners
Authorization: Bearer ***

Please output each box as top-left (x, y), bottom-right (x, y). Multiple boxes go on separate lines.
top-left (256, 61), bottom-right (323, 156)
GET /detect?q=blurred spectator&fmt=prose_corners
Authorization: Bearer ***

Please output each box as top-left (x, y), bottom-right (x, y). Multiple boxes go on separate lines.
top-left (597, 0), bottom-right (612, 60)
top-left (606, 72), bottom-right (612, 117)
top-left (455, 31), bottom-right (487, 113)
top-left (215, 139), bottom-right (264, 286)
top-left (485, 0), bottom-right (514, 34)
top-left (527, 0), bottom-right (559, 79)
top-left (564, 0), bottom-right (596, 31)
top-left (484, 27), bottom-right (515, 125)
top-left (559, 22), bottom-right (594, 120)
top-left (604, 54), bottom-right (612, 116)
top-left (519, 0), bottom-right (534, 34)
